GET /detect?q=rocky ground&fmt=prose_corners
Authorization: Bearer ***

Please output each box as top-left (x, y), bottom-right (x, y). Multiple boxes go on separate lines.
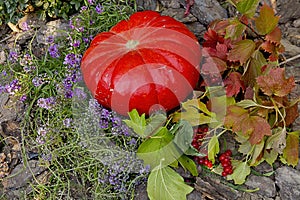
top-left (0, 0), bottom-right (300, 199)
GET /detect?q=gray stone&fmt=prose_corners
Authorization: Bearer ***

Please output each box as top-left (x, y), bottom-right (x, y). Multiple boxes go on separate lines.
top-left (159, 0), bottom-right (181, 8)
top-left (36, 19), bottom-right (69, 45)
top-left (293, 19), bottom-right (300, 28)
top-left (277, 0), bottom-right (300, 24)
top-left (0, 94), bottom-right (17, 124)
top-left (187, 189), bottom-right (202, 200)
top-left (244, 175), bottom-right (276, 198)
top-left (137, 0), bottom-right (157, 10)
top-left (185, 22), bottom-right (206, 40)
top-left (161, 8), bottom-right (198, 23)
top-left (180, 0), bottom-right (228, 25)
top-left (0, 50), bottom-right (6, 64)
top-left (275, 166), bottom-right (300, 200)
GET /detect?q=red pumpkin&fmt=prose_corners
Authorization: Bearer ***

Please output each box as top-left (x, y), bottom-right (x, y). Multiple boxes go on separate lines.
top-left (81, 11), bottom-right (201, 115)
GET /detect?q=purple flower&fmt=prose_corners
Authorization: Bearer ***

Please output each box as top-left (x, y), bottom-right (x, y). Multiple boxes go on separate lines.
top-left (32, 76), bottom-right (44, 87)
top-left (48, 44), bottom-right (60, 58)
top-left (19, 95), bottom-right (27, 102)
top-left (65, 89), bottom-right (73, 99)
top-left (83, 37), bottom-right (90, 44)
top-left (37, 97), bottom-right (56, 110)
top-left (88, 0), bottom-right (95, 5)
top-left (8, 51), bottom-right (18, 62)
top-left (21, 21), bottom-right (30, 31)
top-left (63, 77), bottom-right (73, 89)
top-left (95, 4), bottom-right (103, 14)
top-left (46, 35), bottom-right (54, 44)
top-left (72, 40), bottom-right (81, 48)
top-left (80, 6), bottom-right (87, 12)
top-left (63, 53), bottom-right (81, 68)
top-left (5, 79), bottom-right (21, 95)
top-left (63, 118), bottom-right (72, 128)
top-left (74, 88), bottom-right (87, 100)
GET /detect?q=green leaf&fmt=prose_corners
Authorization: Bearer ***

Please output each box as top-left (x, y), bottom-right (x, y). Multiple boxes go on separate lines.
top-left (227, 161), bottom-right (251, 184)
top-left (173, 99), bottom-right (216, 126)
top-left (282, 131), bottom-right (299, 167)
top-left (178, 155), bottom-right (198, 176)
top-left (144, 112), bottom-right (167, 137)
top-left (236, 0), bottom-right (260, 17)
top-left (250, 140), bottom-right (265, 166)
top-left (242, 50), bottom-right (266, 87)
top-left (124, 109), bottom-right (146, 137)
top-left (264, 148), bottom-right (278, 166)
top-left (208, 134), bottom-right (220, 164)
top-left (173, 120), bottom-right (202, 156)
top-left (137, 127), bottom-right (182, 169)
top-left (225, 18), bottom-right (246, 40)
top-left (255, 4), bottom-right (279, 35)
top-left (227, 39), bottom-right (256, 65)
top-left (147, 166), bottom-right (194, 200)
top-left (235, 100), bottom-right (258, 108)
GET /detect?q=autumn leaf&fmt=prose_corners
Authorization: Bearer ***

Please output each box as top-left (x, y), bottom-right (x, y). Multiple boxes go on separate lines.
top-left (203, 28), bottom-right (225, 48)
top-left (242, 50), bottom-right (266, 87)
top-left (225, 18), bottom-right (246, 40)
top-left (225, 105), bottom-right (272, 144)
top-left (227, 39), bottom-right (256, 65)
top-left (255, 4), bottom-right (279, 35)
top-left (261, 40), bottom-right (285, 61)
top-left (282, 132), bottom-right (299, 167)
top-left (266, 27), bottom-right (282, 46)
top-left (224, 72), bottom-right (245, 97)
top-left (256, 68), bottom-right (296, 97)
top-left (201, 57), bottom-right (227, 75)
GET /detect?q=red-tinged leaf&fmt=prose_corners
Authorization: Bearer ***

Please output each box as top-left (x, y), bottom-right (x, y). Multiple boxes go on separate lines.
top-left (284, 103), bottom-right (299, 127)
top-left (256, 68), bottom-right (296, 97)
top-left (225, 18), bottom-right (246, 40)
top-left (224, 72), bottom-right (245, 97)
top-left (236, 0), bottom-right (260, 18)
top-left (283, 132), bottom-right (299, 167)
top-left (266, 27), bottom-right (282, 46)
top-left (201, 57), bottom-right (227, 75)
top-left (255, 4), bottom-right (279, 35)
top-left (203, 28), bottom-right (225, 48)
top-left (225, 105), bottom-right (272, 144)
top-left (227, 39), bottom-right (256, 65)
top-left (261, 40), bottom-right (284, 61)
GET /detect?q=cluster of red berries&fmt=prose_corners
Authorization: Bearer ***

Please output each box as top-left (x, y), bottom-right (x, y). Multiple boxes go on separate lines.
top-left (218, 150), bottom-right (233, 177)
top-left (195, 156), bottom-right (213, 168)
top-left (191, 126), bottom-right (208, 151)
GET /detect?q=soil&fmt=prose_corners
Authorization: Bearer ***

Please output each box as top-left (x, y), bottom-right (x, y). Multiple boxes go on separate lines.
top-left (1, 0), bottom-right (300, 199)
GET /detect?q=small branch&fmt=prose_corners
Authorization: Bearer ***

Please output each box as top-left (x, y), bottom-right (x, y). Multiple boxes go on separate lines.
top-left (279, 54), bottom-right (300, 66)
top-left (0, 35), bottom-right (13, 43)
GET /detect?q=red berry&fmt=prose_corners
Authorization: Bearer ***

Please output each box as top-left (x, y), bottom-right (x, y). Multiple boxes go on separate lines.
top-left (222, 171), bottom-right (227, 177)
top-left (198, 158), bottom-right (205, 165)
top-left (206, 161), bottom-right (213, 168)
top-left (224, 150), bottom-right (232, 157)
top-left (224, 166), bottom-right (233, 174)
top-left (202, 127), bottom-right (209, 132)
top-left (204, 159), bottom-right (209, 166)
top-left (223, 157), bottom-right (231, 163)
top-left (219, 154), bottom-right (226, 162)
top-left (227, 168), bottom-right (233, 175)
top-left (221, 162), bottom-right (230, 168)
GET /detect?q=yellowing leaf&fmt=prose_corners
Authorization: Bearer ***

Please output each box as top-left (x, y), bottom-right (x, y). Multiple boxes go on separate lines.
top-left (236, 0), bottom-right (260, 17)
top-left (225, 18), bottom-right (246, 40)
top-left (282, 132), bottom-right (299, 167)
top-left (174, 99), bottom-right (216, 126)
top-left (256, 68), bottom-right (296, 97)
top-left (208, 134), bottom-right (220, 164)
top-left (227, 161), bottom-right (251, 184)
top-left (255, 4), bottom-right (279, 35)
top-left (250, 140), bottom-right (264, 166)
top-left (225, 105), bottom-right (272, 144)
top-left (227, 39), bottom-right (256, 65)
top-left (147, 166), bottom-right (194, 200)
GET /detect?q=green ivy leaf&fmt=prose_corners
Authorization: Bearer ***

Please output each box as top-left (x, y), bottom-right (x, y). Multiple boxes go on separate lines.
top-left (227, 161), bottom-right (251, 184)
top-left (173, 120), bottom-right (202, 156)
top-left (236, 0), bottom-right (260, 17)
top-left (178, 155), bottom-right (198, 176)
top-left (137, 127), bottom-right (182, 169)
top-left (147, 166), bottom-right (194, 200)
top-left (208, 134), bottom-right (220, 164)
top-left (124, 109), bottom-right (146, 137)
top-left (235, 99), bottom-right (258, 108)
top-left (255, 4), bottom-right (279, 35)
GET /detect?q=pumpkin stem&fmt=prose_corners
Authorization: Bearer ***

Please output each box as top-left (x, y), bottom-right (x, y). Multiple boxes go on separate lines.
top-left (126, 40), bottom-right (139, 50)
